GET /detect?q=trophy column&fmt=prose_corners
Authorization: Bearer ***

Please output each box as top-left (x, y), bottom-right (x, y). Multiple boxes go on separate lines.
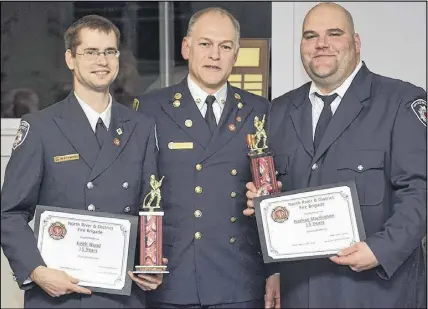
top-left (134, 175), bottom-right (168, 274)
top-left (247, 114), bottom-right (280, 196)
top-left (248, 151), bottom-right (279, 195)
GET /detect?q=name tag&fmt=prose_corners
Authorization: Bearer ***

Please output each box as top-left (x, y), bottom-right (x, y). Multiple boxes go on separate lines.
top-left (168, 142), bottom-right (193, 150)
top-left (54, 153), bottom-right (80, 163)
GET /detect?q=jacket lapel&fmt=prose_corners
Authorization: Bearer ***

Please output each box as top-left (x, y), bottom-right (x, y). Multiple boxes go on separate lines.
top-left (290, 85), bottom-right (315, 158)
top-left (89, 102), bottom-right (135, 180)
top-left (161, 80), bottom-right (212, 149)
top-left (53, 93), bottom-right (100, 169)
top-left (200, 86), bottom-right (254, 162)
top-left (313, 64), bottom-right (372, 163)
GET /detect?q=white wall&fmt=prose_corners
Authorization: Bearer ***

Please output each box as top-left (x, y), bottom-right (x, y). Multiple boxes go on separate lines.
top-left (272, 2), bottom-right (427, 99)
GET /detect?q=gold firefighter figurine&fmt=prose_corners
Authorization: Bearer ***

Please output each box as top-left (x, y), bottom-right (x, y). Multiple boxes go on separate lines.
top-left (142, 174), bottom-right (165, 211)
top-left (250, 114), bottom-right (268, 153)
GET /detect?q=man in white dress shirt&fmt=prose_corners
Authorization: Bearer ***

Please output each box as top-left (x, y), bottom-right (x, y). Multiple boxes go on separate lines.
top-left (1, 14), bottom-right (164, 308)
top-left (136, 7), bottom-right (276, 309)
top-left (245, 3), bottom-right (426, 308)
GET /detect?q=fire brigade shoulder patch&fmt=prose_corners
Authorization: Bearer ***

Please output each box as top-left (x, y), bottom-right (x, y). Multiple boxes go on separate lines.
top-left (12, 120), bottom-right (30, 150)
top-left (410, 99), bottom-right (427, 127)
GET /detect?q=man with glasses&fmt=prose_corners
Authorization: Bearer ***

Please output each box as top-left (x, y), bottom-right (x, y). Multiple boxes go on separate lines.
top-left (1, 14), bottom-right (164, 308)
top-left (135, 7), bottom-right (276, 309)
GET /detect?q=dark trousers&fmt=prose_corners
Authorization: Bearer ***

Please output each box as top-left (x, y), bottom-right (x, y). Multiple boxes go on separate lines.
top-left (147, 299), bottom-right (264, 309)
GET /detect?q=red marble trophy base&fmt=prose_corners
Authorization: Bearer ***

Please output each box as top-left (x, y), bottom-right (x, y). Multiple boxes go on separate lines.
top-left (248, 150), bottom-right (280, 196)
top-left (133, 211), bottom-right (169, 274)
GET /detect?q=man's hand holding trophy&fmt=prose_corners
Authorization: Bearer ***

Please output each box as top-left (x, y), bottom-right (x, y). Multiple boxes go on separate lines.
top-left (244, 114), bottom-right (282, 217)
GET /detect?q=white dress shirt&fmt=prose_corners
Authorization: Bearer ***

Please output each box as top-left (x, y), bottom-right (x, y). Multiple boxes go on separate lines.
top-left (75, 92), bottom-right (112, 132)
top-left (187, 75), bottom-right (228, 124)
top-left (308, 61), bottom-right (363, 139)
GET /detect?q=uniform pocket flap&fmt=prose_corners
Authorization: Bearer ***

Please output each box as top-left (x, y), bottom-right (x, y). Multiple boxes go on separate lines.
top-left (337, 150), bottom-right (384, 172)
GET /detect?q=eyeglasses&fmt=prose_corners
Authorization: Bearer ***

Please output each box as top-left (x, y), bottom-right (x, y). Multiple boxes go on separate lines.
top-left (75, 49), bottom-right (120, 61)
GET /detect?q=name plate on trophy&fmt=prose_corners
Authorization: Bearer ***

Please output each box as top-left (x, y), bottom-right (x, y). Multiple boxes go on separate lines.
top-left (34, 205), bottom-right (138, 296)
top-left (254, 181), bottom-right (366, 262)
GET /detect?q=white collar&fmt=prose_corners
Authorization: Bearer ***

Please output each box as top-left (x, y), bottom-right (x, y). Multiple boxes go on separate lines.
top-left (187, 75), bottom-right (228, 109)
top-left (309, 61), bottom-right (363, 100)
top-left (75, 92), bottom-right (112, 132)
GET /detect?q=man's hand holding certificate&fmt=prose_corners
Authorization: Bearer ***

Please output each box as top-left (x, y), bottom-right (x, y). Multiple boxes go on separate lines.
top-left (245, 181), bottom-right (366, 263)
top-left (329, 241), bottom-right (379, 272)
top-left (30, 265), bottom-right (92, 297)
top-left (34, 205), bottom-right (139, 296)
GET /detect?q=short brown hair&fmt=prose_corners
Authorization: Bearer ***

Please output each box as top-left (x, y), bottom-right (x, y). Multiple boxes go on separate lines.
top-left (186, 7), bottom-right (240, 42)
top-left (64, 14), bottom-right (120, 56)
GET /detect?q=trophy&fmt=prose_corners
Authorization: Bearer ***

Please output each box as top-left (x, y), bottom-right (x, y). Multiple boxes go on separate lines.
top-left (247, 115), bottom-right (280, 196)
top-left (133, 175), bottom-right (169, 274)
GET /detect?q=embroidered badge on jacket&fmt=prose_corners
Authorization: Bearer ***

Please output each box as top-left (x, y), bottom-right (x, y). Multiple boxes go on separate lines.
top-left (411, 99), bottom-right (427, 127)
top-left (12, 120), bottom-right (30, 150)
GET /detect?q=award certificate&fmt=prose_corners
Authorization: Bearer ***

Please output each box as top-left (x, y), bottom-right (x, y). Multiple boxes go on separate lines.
top-left (254, 181), bottom-right (366, 262)
top-left (34, 205), bottom-right (138, 295)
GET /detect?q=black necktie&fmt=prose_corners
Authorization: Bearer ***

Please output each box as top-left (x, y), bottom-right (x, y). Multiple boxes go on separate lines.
top-left (314, 93), bottom-right (338, 151)
top-left (205, 95), bottom-right (217, 134)
top-left (95, 117), bottom-right (108, 148)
